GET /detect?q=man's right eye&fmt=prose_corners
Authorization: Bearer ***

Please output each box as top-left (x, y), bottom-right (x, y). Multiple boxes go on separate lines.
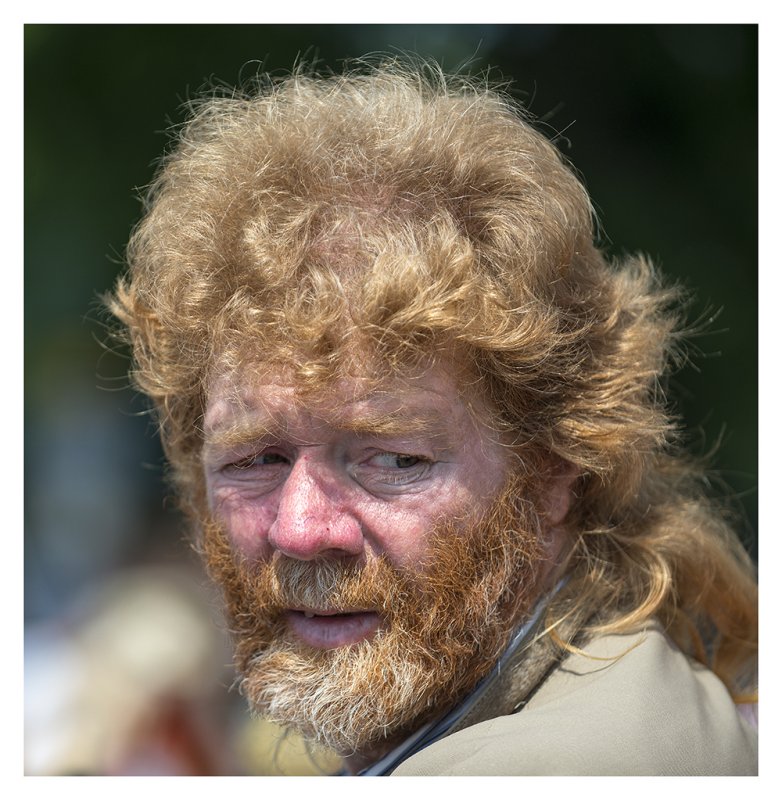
top-left (224, 452), bottom-right (289, 471)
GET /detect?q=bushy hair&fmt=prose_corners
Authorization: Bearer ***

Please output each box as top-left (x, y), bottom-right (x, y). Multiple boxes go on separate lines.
top-left (109, 61), bottom-right (756, 698)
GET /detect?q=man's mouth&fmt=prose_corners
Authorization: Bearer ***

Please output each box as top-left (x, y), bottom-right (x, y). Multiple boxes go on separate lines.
top-left (286, 609), bottom-right (382, 649)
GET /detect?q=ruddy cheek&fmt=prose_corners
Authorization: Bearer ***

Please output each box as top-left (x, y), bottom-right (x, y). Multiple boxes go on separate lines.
top-left (213, 496), bottom-right (276, 560)
top-left (368, 506), bottom-right (435, 569)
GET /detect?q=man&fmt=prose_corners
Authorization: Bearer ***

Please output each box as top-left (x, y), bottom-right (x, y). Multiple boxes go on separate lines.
top-left (109, 62), bottom-right (758, 775)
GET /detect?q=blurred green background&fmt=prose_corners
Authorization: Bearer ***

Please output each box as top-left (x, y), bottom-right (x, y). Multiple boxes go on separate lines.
top-left (24, 24), bottom-right (757, 775)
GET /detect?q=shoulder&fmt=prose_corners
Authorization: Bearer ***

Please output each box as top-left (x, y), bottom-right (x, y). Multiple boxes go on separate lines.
top-left (391, 624), bottom-right (758, 776)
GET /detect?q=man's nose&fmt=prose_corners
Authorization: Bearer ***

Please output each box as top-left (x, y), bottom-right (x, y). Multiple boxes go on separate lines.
top-left (267, 458), bottom-right (364, 560)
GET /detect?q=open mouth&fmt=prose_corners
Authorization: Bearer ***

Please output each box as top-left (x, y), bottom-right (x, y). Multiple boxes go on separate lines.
top-left (286, 609), bottom-right (382, 649)
top-left (303, 610), bottom-right (354, 618)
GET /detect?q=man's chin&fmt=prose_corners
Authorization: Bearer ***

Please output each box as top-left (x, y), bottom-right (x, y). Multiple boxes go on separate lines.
top-left (238, 630), bottom-right (436, 758)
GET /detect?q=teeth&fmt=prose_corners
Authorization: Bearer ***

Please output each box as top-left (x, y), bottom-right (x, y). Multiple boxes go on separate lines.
top-left (304, 611), bottom-right (315, 618)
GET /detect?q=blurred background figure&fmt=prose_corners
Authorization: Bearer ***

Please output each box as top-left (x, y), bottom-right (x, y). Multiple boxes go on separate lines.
top-left (25, 564), bottom-right (340, 775)
top-left (25, 565), bottom-right (235, 775)
top-left (24, 23), bottom-right (757, 775)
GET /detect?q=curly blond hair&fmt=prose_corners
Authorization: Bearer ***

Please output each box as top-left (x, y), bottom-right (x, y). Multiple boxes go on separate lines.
top-left (109, 61), bottom-right (757, 699)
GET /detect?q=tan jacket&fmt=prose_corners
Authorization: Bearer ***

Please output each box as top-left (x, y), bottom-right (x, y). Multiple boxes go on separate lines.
top-left (391, 625), bottom-right (758, 775)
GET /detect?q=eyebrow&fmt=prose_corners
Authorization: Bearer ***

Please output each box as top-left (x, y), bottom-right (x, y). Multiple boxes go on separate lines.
top-left (339, 406), bottom-right (448, 438)
top-left (202, 406), bottom-right (455, 456)
top-left (202, 419), bottom-right (283, 455)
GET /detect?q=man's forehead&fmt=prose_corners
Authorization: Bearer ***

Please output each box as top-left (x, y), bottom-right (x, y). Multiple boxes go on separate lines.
top-left (203, 359), bottom-right (480, 436)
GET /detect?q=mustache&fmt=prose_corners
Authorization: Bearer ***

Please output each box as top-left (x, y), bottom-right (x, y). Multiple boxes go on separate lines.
top-left (244, 554), bottom-right (410, 618)
top-left (201, 524), bottom-right (417, 635)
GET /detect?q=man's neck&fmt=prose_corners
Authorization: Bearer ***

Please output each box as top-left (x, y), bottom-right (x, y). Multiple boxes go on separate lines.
top-left (340, 719), bottom-right (435, 775)
top-left (342, 750), bottom-right (383, 775)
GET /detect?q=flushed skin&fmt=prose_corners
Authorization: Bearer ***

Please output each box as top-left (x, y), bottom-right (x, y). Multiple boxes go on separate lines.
top-left (201, 364), bottom-right (514, 568)
top-left (109, 62), bottom-right (757, 767)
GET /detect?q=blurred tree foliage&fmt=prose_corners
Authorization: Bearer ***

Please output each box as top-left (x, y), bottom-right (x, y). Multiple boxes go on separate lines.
top-left (25, 24), bottom-right (757, 578)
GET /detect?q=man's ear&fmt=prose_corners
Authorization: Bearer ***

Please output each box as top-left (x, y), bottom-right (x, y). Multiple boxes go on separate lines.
top-left (541, 459), bottom-right (580, 527)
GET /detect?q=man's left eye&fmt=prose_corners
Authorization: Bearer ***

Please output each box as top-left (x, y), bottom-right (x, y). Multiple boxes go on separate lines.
top-left (369, 453), bottom-right (426, 469)
top-left (351, 451), bottom-right (434, 491)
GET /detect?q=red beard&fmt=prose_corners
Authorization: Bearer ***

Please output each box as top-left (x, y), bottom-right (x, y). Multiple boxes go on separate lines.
top-left (200, 473), bottom-right (546, 758)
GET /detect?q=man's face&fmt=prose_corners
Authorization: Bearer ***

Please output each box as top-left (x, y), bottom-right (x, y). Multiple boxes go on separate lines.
top-left (200, 359), bottom-right (560, 757)
top-left (202, 360), bottom-right (511, 585)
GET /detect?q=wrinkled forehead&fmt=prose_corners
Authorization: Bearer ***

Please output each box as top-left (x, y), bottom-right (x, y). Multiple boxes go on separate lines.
top-left (202, 352), bottom-right (490, 445)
